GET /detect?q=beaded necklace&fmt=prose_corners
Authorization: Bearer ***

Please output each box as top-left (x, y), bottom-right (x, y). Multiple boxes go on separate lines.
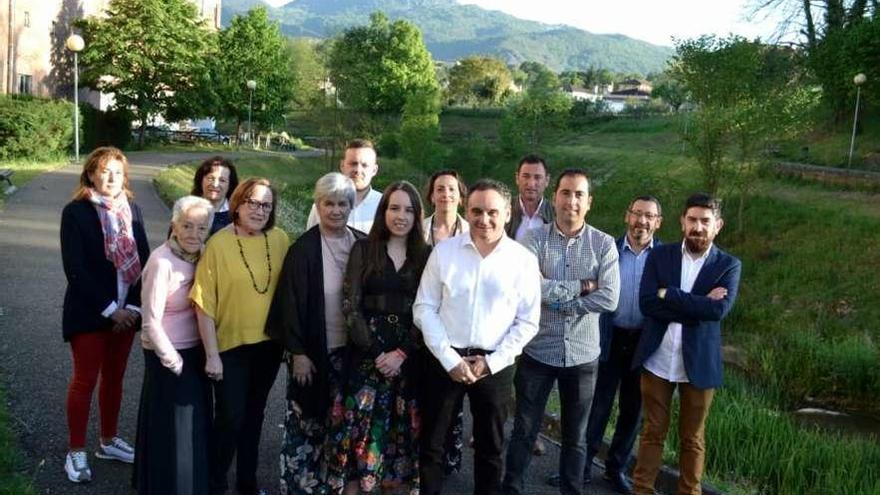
top-left (234, 225), bottom-right (271, 294)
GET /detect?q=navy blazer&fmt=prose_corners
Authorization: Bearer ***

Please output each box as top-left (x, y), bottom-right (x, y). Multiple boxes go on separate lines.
top-left (60, 199), bottom-right (151, 341)
top-left (598, 236), bottom-right (661, 362)
top-left (632, 242), bottom-right (742, 389)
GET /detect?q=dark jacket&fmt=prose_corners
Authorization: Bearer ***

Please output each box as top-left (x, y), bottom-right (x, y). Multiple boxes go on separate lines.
top-left (632, 242), bottom-right (742, 389)
top-left (60, 198), bottom-right (151, 341)
top-left (598, 236), bottom-right (662, 362)
top-left (505, 195), bottom-right (555, 239)
top-left (264, 225), bottom-right (366, 419)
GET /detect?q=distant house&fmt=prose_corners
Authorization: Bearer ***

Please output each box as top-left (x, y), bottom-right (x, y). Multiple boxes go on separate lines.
top-left (562, 83), bottom-right (613, 102)
top-left (603, 82), bottom-right (653, 113)
top-left (617, 78), bottom-right (653, 93)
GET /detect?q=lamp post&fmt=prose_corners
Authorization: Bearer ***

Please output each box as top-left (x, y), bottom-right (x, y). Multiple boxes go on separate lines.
top-left (848, 73), bottom-right (867, 167)
top-left (66, 34), bottom-right (85, 163)
top-left (246, 79), bottom-right (256, 146)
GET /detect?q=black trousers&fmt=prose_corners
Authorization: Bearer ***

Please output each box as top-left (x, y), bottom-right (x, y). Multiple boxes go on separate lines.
top-left (210, 340), bottom-right (282, 494)
top-left (585, 327), bottom-right (642, 474)
top-left (420, 352), bottom-right (514, 495)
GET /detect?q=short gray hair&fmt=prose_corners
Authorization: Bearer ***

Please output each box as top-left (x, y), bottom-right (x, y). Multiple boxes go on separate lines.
top-left (172, 195), bottom-right (215, 226)
top-left (313, 172), bottom-right (356, 208)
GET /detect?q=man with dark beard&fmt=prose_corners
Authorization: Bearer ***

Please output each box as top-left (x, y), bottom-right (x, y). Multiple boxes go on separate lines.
top-left (630, 192), bottom-right (742, 495)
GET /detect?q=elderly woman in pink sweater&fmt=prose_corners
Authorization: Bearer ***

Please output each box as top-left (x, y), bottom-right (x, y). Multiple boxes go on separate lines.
top-left (133, 196), bottom-right (214, 495)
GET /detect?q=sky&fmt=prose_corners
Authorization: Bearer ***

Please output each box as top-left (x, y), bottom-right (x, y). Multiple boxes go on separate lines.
top-left (264, 0), bottom-right (795, 47)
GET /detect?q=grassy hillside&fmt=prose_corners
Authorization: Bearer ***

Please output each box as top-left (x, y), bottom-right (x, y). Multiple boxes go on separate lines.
top-left (222, 0), bottom-right (672, 73)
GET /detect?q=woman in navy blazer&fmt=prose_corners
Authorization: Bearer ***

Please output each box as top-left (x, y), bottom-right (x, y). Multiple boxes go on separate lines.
top-left (60, 146), bottom-right (150, 484)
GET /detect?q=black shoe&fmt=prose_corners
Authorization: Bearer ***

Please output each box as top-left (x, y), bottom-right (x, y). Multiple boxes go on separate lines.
top-left (545, 471), bottom-right (591, 488)
top-left (603, 470), bottom-right (633, 494)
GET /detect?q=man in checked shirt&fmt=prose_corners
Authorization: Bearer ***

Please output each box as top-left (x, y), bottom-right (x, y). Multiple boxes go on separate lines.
top-left (503, 167), bottom-right (620, 495)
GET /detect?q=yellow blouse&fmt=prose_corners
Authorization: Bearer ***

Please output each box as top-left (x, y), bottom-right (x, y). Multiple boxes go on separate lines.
top-left (190, 226), bottom-right (290, 352)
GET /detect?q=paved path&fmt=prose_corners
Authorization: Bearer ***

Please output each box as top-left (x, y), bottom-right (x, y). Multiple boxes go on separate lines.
top-left (0, 152), bottom-right (620, 494)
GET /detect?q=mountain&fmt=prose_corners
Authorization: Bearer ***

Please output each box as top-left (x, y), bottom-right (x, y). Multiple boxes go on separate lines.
top-left (221, 0), bottom-right (673, 74)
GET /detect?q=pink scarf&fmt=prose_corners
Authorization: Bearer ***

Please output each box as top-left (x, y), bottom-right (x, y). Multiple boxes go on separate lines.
top-left (88, 189), bottom-right (142, 284)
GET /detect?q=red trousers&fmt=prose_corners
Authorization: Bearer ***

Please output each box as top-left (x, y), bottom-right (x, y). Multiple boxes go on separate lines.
top-left (66, 329), bottom-right (135, 449)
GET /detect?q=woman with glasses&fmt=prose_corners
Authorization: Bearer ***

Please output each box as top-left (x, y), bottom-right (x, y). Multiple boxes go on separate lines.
top-left (60, 146), bottom-right (150, 483)
top-left (323, 181), bottom-right (431, 494)
top-left (266, 173), bottom-right (365, 494)
top-left (190, 178), bottom-right (289, 495)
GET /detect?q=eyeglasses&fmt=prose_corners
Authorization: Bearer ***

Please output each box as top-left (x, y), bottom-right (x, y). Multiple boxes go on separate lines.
top-left (628, 209), bottom-right (660, 221)
top-left (244, 199), bottom-right (273, 212)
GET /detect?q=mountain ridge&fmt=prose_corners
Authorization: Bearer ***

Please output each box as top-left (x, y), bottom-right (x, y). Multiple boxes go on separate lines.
top-left (222, 0), bottom-right (672, 74)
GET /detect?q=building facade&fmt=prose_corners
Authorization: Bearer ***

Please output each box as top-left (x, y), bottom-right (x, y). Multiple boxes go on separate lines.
top-left (0, 0), bottom-right (220, 99)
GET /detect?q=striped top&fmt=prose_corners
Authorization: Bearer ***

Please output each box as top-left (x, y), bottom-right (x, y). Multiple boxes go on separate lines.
top-left (521, 223), bottom-right (620, 367)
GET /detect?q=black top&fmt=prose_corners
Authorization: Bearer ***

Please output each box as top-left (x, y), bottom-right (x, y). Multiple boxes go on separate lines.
top-left (60, 199), bottom-right (151, 341)
top-left (210, 210), bottom-right (232, 235)
top-left (264, 225), bottom-right (366, 419)
top-left (343, 238), bottom-right (430, 358)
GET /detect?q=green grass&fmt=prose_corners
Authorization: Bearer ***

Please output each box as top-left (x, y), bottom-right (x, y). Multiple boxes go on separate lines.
top-left (0, 388), bottom-right (36, 495)
top-left (776, 111), bottom-right (880, 169)
top-left (156, 112), bottom-right (880, 494)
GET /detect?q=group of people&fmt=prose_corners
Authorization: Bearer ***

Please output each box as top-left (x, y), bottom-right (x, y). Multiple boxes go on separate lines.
top-left (59, 140), bottom-right (741, 495)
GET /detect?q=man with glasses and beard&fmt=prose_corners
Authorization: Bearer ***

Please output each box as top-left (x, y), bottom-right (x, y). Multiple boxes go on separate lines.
top-left (630, 192), bottom-right (742, 495)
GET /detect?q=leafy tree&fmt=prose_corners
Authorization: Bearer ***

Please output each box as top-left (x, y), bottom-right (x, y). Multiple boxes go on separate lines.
top-left (754, 0), bottom-right (878, 118)
top-left (400, 87), bottom-right (442, 168)
top-left (447, 56), bottom-right (513, 105)
top-left (285, 38), bottom-right (327, 111)
top-left (518, 61), bottom-right (559, 95)
top-left (210, 7), bottom-right (295, 142)
top-left (500, 89), bottom-right (571, 156)
top-left (79, 0), bottom-right (214, 148)
top-left (328, 12), bottom-right (438, 114)
top-left (651, 68), bottom-right (688, 112)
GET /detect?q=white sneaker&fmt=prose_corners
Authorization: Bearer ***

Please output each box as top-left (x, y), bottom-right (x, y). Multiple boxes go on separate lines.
top-left (65, 451), bottom-right (92, 483)
top-left (95, 437), bottom-right (135, 464)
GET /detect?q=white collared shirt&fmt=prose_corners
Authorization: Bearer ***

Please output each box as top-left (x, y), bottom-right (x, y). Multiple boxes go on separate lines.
top-left (514, 197), bottom-right (548, 242)
top-left (218, 198), bottom-right (229, 213)
top-left (644, 241), bottom-right (712, 383)
top-left (306, 188), bottom-right (382, 235)
top-left (413, 233), bottom-right (542, 374)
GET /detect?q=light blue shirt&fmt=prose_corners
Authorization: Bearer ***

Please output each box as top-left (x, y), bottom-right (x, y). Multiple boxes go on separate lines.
top-left (611, 237), bottom-right (654, 330)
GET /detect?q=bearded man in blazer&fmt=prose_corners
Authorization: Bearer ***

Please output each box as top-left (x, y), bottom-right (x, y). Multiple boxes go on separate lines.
top-left (630, 192), bottom-right (742, 495)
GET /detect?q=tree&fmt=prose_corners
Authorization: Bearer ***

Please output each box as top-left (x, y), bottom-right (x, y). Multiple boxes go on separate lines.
top-left (753, 0), bottom-right (879, 118)
top-left (285, 38), bottom-right (327, 111)
top-left (674, 35), bottom-right (817, 231)
top-left (400, 87), bottom-right (442, 168)
top-left (210, 7), bottom-right (295, 142)
top-left (447, 56), bottom-right (513, 105)
top-left (79, 0), bottom-right (214, 148)
top-left (651, 67), bottom-right (689, 112)
top-left (500, 90), bottom-right (572, 156)
top-left (328, 12), bottom-right (438, 114)
top-left (518, 61), bottom-right (560, 95)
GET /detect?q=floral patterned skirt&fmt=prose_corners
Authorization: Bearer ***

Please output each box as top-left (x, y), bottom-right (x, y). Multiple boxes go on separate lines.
top-left (279, 350), bottom-right (346, 495)
top-left (323, 354), bottom-right (420, 494)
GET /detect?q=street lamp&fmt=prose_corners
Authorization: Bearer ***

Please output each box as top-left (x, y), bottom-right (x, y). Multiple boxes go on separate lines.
top-left (66, 34), bottom-right (85, 163)
top-left (246, 79), bottom-right (256, 146)
top-left (848, 73), bottom-right (867, 167)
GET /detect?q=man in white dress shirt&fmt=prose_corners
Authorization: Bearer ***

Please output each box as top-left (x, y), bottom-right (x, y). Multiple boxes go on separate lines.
top-left (414, 179), bottom-right (542, 495)
top-left (306, 139), bottom-right (382, 234)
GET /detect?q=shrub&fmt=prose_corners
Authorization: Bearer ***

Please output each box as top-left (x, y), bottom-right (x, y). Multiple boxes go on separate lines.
top-left (0, 95), bottom-right (73, 160)
top-left (81, 105), bottom-right (132, 151)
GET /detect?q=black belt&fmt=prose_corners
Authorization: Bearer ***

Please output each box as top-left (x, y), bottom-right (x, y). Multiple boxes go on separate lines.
top-left (369, 313), bottom-right (410, 325)
top-left (453, 347), bottom-right (494, 357)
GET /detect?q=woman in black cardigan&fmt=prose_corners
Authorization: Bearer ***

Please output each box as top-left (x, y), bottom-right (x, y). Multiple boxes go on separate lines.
top-left (60, 146), bottom-right (150, 484)
top-left (265, 172), bottom-right (365, 494)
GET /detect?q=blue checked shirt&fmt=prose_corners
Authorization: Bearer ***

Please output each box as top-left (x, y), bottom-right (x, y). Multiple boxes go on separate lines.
top-left (521, 223), bottom-right (620, 367)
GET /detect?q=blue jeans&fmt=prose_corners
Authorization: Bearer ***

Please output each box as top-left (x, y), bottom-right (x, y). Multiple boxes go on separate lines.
top-left (585, 327), bottom-right (642, 474)
top-left (503, 354), bottom-right (598, 495)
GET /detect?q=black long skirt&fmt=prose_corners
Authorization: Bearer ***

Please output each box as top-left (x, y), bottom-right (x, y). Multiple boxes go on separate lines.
top-left (133, 346), bottom-right (211, 495)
